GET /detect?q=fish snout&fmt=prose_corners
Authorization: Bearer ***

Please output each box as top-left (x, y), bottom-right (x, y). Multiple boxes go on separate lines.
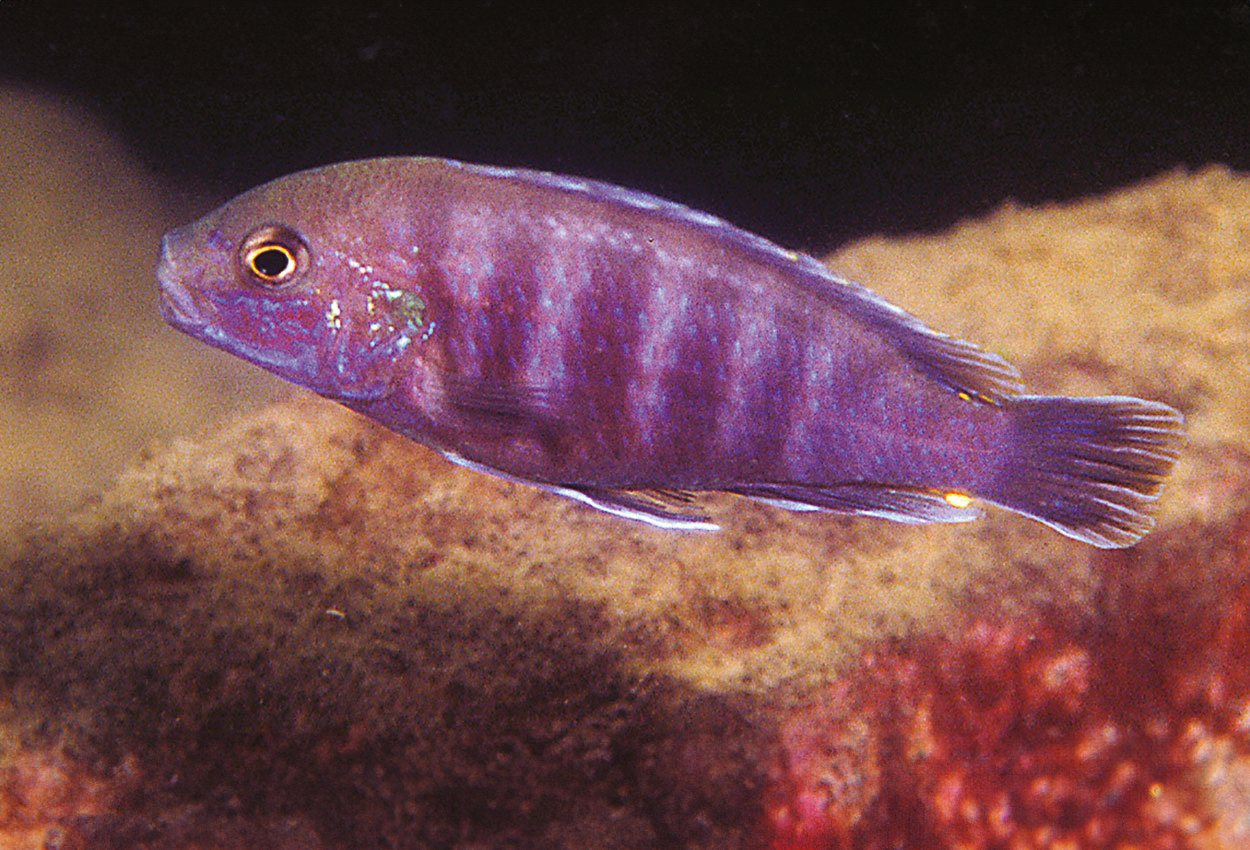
top-left (156, 228), bottom-right (207, 330)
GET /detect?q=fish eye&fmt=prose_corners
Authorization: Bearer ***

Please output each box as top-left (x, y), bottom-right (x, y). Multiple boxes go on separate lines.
top-left (240, 225), bottom-right (309, 288)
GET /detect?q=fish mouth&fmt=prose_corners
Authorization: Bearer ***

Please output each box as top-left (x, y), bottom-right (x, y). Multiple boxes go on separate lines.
top-left (156, 231), bottom-right (207, 330)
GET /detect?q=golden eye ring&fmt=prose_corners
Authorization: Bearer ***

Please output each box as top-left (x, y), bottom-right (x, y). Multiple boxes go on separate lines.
top-left (240, 225), bottom-right (309, 288)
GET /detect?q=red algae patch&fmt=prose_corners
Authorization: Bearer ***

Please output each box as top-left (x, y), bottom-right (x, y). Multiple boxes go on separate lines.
top-left (0, 746), bottom-right (131, 849)
top-left (764, 516), bottom-right (1250, 850)
top-left (0, 742), bottom-right (326, 849)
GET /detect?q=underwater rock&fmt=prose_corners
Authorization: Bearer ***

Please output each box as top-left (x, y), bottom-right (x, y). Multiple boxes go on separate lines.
top-left (4, 403), bottom-right (1249, 849)
top-left (764, 512), bottom-right (1250, 849)
top-left (0, 87), bottom-right (289, 540)
top-left (1, 398), bottom-right (788, 849)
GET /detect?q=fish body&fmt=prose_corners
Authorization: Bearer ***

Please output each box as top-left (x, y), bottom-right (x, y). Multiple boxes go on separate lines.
top-left (157, 157), bottom-right (1183, 546)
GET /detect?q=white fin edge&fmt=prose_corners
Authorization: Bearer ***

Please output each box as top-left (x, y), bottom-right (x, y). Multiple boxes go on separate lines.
top-left (550, 486), bottom-right (721, 531)
top-left (439, 450), bottom-right (721, 531)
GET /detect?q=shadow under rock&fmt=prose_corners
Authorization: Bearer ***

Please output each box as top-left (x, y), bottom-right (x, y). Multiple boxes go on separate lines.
top-left (0, 533), bottom-right (778, 850)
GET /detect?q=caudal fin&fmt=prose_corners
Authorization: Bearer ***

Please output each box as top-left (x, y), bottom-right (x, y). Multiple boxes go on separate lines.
top-left (987, 396), bottom-right (1184, 548)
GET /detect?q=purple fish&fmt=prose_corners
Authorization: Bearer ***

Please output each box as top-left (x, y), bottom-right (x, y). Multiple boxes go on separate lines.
top-left (157, 157), bottom-right (1183, 547)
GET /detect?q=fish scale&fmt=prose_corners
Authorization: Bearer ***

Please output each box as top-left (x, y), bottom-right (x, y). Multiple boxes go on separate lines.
top-left (157, 156), bottom-right (1184, 547)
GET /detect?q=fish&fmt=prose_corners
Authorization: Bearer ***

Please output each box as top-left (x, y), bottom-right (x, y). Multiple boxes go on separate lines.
top-left (156, 156), bottom-right (1184, 547)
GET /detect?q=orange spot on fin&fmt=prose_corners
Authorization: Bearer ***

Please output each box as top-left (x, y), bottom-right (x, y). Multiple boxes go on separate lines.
top-left (943, 492), bottom-right (973, 509)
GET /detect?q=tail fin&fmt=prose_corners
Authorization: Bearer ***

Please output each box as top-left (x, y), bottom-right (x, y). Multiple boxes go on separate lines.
top-left (987, 396), bottom-right (1184, 548)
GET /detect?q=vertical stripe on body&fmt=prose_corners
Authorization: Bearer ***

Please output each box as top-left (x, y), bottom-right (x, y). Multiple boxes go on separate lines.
top-left (651, 285), bottom-right (735, 478)
top-left (718, 303), bottom-right (805, 482)
top-left (561, 237), bottom-right (650, 464)
top-left (536, 210), bottom-right (673, 472)
top-left (440, 204), bottom-right (538, 392)
top-left (518, 215), bottom-right (580, 419)
top-left (787, 322), bottom-right (979, 488)
top-left (786, 323), bottom-right (898, 483)
top-left (627, 250), bottom-right (691, 476)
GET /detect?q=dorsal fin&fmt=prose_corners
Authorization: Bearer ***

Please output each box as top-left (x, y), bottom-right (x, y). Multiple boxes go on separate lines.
top-left (786, 265), bottom-right (1024, 404)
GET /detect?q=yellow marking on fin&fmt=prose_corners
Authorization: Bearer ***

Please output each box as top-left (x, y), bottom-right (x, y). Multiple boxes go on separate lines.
top-left (943, 491), bottom-right (973, 509)
top-left (958, 389), bottom-right (1003, 406)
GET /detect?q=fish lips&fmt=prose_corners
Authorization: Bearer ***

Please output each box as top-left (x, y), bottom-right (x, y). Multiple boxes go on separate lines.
top-left (156, 230), bottom-right (209, 332)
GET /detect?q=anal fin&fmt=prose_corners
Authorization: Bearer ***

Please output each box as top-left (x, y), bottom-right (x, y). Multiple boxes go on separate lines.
top-left (438, 450), bottom-right (719, 531)
top-left (553, 486), bottom-right (720, 531)
top-left (727, 483), bottom-right (982, 525)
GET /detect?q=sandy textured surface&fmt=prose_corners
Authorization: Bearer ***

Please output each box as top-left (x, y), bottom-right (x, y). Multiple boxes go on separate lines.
top-left (2, 89), bottom-right (1249, 848)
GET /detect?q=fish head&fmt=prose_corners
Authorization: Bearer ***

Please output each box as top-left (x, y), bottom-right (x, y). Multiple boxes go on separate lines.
top-left (157, 165), bottom-right (429, 402)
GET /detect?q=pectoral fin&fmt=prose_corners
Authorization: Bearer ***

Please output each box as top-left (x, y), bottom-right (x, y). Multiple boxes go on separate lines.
top-left (444, 376), bottom-right (562, 435)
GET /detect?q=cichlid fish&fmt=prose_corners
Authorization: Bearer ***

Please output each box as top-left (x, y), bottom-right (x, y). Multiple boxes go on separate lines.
top-left (157, 157), bottom-right (1184, 547)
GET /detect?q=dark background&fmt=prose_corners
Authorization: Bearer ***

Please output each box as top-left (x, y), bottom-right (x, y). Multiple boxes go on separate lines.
top-left (2, 1), bottom-right (1248, 252)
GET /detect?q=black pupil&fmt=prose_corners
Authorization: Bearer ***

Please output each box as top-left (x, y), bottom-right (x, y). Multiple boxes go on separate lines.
top-left (253, 246), bottom-right (291, 278)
